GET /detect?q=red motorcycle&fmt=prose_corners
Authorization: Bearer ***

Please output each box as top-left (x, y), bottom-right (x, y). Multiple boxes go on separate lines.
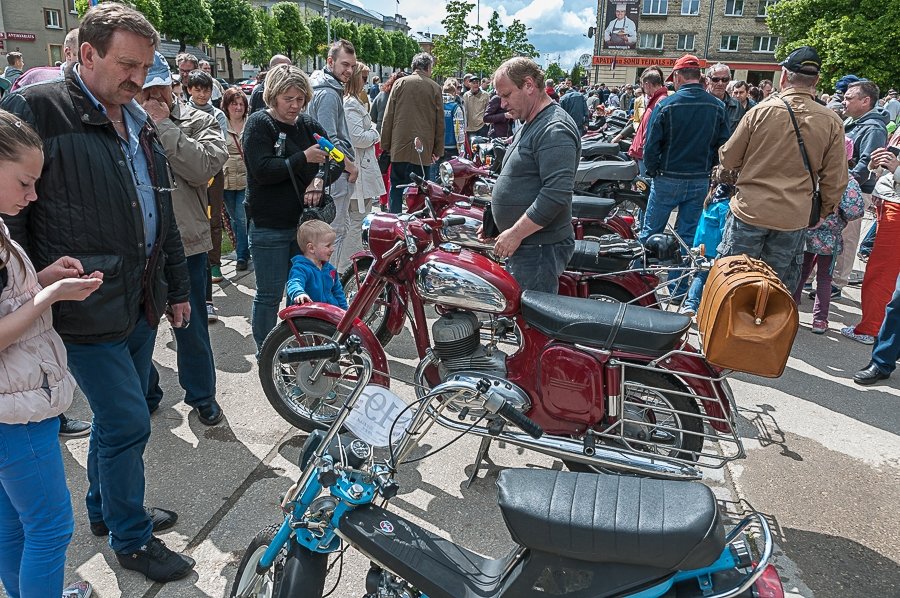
top-left (258, 209), bottom-right (744, 480)
top-left (344, 174), bottom-right (659, 344)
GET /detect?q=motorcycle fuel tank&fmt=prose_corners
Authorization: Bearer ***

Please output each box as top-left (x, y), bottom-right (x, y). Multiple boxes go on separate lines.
top-left (440, 204), bottom-right (496, 255)
top-left (414, 247), bottom-right (520, 316)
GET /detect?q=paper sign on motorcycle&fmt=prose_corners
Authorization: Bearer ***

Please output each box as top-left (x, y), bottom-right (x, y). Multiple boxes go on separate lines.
top-left (344, 385), bottom-right (413, 447)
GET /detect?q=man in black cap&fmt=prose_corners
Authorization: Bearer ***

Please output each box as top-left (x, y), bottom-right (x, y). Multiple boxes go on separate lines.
top-left (717, 46), bottom-right (849, 293)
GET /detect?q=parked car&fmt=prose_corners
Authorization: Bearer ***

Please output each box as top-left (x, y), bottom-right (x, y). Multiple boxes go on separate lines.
top-left (216, 77), bottom-right (231, 90)
top-left (239, 78), bottom-right (257, 95)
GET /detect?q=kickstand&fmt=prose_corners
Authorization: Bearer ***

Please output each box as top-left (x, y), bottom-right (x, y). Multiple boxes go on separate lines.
top-left (466, 436), bottom-right (494, 488)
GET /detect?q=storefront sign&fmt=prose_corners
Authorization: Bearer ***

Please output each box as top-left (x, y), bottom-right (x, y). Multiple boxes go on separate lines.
top-left (3, 32), bottom-right (37, 42)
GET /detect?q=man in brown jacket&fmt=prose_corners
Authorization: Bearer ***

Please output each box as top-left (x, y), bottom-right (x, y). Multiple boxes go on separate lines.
top-left (718, 46), bottom-right (848, 291)
top-left (381, 52), bottom-right (444, 213)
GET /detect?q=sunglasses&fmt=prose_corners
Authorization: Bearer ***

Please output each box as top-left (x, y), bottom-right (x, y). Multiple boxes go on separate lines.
top-left (709, 77), bottom-right (731, 83)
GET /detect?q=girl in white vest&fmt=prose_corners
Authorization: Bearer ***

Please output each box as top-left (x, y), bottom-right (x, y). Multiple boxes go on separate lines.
top-left (0, 110), bottom-right (103, 598)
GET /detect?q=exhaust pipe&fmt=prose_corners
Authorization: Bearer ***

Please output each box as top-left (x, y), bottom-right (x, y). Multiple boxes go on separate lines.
top-left (434, 413), bottom-right (701, 480)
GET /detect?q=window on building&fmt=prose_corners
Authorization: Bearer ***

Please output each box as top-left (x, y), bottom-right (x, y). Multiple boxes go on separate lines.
top-left (758, 0), bottom-right (778, 16)
top-left (752, 36), bottom-right (778, 52)
top-left (682, 0), bottom-right (700, 15)
top-left (642, 0), bottom-right (668, 15)
top-left (49, 44), bottom-right (63, 65)
top-left (67, 0), bottom-right (77, 14)
top-left (45, 8), bottom-right (62, 29)
top-left (724, 0), bottom-right (744, 16)
top-left (639, 33), bottom-right (665, 49)
top-left (677, 33), bottom-right (696, 51)
top-left (720, 35), bottom-right (740, 51)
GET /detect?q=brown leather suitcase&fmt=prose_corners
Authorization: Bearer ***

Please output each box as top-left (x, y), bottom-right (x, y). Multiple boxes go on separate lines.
top-left (696, 255), bottom-right (799, 377)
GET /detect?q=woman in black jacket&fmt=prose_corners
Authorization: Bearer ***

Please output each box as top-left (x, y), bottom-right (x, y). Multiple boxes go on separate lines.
top-left (242, 64), bottom-right (341, 349)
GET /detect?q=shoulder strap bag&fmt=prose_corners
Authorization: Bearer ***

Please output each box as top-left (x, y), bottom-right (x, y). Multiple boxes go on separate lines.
top-left (779, 97), bottom-right (822, 227)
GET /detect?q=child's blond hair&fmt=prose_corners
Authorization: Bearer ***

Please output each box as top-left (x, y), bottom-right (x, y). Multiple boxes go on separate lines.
top-left (297, 220), bottom-right (334, 253)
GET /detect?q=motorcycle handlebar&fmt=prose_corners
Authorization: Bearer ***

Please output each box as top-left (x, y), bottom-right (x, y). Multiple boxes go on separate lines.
top-left (497, 401), bottom-right (543, 439)
top-left (278, 341), bottom-right (342, 364)
top-left (409, 173), bottom-right (426, 185)
top-left (443, 216), bottom-right (467, 227)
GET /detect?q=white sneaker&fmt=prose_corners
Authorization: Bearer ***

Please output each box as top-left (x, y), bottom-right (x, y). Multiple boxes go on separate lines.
top-left (62, 581), bottom-right (92, 598)
top-left (206, 303), bottom-right (218, 322)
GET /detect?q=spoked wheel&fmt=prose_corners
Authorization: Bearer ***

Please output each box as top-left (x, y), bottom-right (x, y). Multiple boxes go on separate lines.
top-left (258, 318), bottom-right (370, 432)
top-left (340, 258), bottom-right (395, 345)
top-left (230, 525), bottom-right (283, 598)
top-left (587, 280), bottom-right (637, 304)
top-left (565, 371), bottom-right (703, 474)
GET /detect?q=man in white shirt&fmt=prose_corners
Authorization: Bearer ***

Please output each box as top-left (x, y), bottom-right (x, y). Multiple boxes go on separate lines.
top-left (604, 4), bottom-right (637, 48)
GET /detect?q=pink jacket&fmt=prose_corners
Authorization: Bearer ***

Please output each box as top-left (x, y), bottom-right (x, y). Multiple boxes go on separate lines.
top-left (0, 221), bottom-right (75, 424)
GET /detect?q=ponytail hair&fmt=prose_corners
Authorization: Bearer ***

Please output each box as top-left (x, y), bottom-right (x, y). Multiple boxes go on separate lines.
top-left (0, 109), bottom-right (43, 272)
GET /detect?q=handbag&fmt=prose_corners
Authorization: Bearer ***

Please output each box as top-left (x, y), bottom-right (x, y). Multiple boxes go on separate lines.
top-left (377, 149), bottom-right (391, 174)
top-left (285, 158), bottom-right (336, 225)
top-left (780, 98), bottom-right (822, 227)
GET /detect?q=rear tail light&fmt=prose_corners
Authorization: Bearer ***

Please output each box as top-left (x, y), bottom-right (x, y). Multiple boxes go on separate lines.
top-left (752, 564), bottom-right (785, 598)
top-left (620, 215), bottom-right (635, 227)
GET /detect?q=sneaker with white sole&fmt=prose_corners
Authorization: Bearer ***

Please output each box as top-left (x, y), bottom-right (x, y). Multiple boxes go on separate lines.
top-left (62, 581), bottom-right (92, 598)
top-left (206, 303), bottom-right (218, 322)
top-left (840, 326), bottom-right (874, 345)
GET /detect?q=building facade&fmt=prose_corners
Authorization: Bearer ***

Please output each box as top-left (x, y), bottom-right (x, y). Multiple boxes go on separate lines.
top-left (591, 0), bottom-right (782, 87)
top-left (0, 0), bottom-right (80, 70)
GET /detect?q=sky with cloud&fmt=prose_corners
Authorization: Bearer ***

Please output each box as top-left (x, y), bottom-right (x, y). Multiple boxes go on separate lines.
top-left (359, 0), bottom-right (598, 71)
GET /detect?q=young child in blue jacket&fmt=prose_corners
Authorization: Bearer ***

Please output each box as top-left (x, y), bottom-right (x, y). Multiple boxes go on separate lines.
top-left (286, 220), bottom-right (348, 309)
top-left (681, 167), bottom-right (737, 316)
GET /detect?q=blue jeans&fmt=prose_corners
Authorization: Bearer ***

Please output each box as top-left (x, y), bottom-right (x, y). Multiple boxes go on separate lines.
top-left (0, 417), bottom-right (73, 598)
top-left (639, 175), bottom-right (709, 244)
top-left (389, 162), bottom-right (423, 214)
top-left (684, 269), bottom-right (709, 311)
top-left (871, 272), bottom-right (900, 374)
top-left (223, 189), bottom-right (250, 262)
top-left (859, 220), bottom-right (876, 258)
top-left (249, 224), bottom-right (299, 349)
top-left (146, 252), bottom-right (217, 411)
top-left (66, 316), bottom-right (156, 553)
top-left (506, 238), bottom-right (576, 294)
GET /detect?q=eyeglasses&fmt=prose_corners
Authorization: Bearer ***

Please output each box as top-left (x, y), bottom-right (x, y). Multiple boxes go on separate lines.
top-left (709, 77), bottom-right (731, 83)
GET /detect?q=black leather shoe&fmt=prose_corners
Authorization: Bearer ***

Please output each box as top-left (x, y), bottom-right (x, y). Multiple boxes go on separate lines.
top-left (59, 415), bottom-right (92, 438)
top-left (236, 259), bottom-right (248, 271)
top-left (196, 401), bottom-right (224, 426)
top-left (91, 506), bottom-right (178, 537)
top-left (853, 362), bottom-right (890, 386)
top-left (115, 536), bottom-right (194, 582)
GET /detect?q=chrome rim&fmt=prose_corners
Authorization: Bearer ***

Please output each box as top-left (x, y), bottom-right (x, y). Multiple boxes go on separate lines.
top-left (621, 382), bottom-right (685, 457)
top-left (270, 331), bottom-right (361, 426)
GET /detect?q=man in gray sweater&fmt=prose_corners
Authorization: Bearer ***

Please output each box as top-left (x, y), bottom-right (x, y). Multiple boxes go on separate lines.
top-left (488, 57), bottom-right (580, 293)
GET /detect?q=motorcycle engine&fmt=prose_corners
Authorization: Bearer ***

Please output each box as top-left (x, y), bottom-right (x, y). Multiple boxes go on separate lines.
top-left (431, 311), bottom-right (506, 378)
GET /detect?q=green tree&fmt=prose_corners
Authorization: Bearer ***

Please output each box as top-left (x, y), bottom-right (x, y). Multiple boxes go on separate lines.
top-left (470, 11), bottom-right (505, 76)
top-left (546, 62), bottom-right (567, 83)
top-left (432, 0), bottom-right (473, 77)
top-left (75, 0), bottom-right (162, 29)
top-left (271, 2), bottom-right (310, 63)
top-left (241, 7), bottom-right (279, 68)
top-left (208, 0), bottom-right (256, 81)
top-left (331, 18), bottom-right (360, 50)
top-left (160, 0), bottom-right (214, 53)
top-left (503, 19), bottom-right (538, 59)
top-left (570, 64), bottom-right (585, 85)
top-left (388, 30), bottom-right (410, 69)
top-left (307, 14), bottom-right (328, 60)
top-left (767, 0), bottom-right (900, 91)
top-left (357, 24), bottom-right (382, 66)
top-left (375, 28), bottom-right (395, 68)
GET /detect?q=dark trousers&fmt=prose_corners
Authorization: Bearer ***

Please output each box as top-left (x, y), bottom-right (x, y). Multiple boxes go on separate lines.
top-left (146, 252), bottom-right (217, 411)
top-left (871, 272), bottom-right (900, 374)
top-left (506, 239), bottom-right (575, 294)
top-left (389, 161), bottom-right (425, 214)
top-left (66, 316), bottom-right (156, 553)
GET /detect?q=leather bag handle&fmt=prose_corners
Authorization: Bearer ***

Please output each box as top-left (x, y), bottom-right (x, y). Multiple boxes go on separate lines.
top-left (753, 279), bottom-right (770, 325)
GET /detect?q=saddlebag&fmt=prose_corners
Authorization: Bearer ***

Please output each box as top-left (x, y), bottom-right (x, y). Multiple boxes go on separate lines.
top-left (568, 235), bottom-right (643, 274)
top-left (697, 255), bottom-right (798, 377)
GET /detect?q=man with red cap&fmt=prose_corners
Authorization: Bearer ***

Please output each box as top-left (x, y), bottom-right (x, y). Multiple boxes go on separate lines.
top-left (640, 54), bottom-right (730, 255)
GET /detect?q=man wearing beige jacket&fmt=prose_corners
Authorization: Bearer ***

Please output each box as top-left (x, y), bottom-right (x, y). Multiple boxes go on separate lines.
top-left (381, 52), bottom-right (444, 213)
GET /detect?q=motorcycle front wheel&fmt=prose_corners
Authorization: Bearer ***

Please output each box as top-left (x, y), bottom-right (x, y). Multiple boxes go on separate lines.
top-left (259, 318), bottom-right (372, 432)
top-left (339, 257), bottom-right (395, 346)
top-left (230, 525), bottom-right (283, 598)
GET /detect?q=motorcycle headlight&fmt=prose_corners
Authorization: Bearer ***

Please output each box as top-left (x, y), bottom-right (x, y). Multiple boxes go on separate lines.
top-left (360, 213), bottom-right (374, 251)
top-left (439, 161), bottom-right (454, 187)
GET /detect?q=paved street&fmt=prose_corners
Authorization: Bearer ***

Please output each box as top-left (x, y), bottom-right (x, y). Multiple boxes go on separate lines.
top-left (3, 248), bottom-right (898, 598)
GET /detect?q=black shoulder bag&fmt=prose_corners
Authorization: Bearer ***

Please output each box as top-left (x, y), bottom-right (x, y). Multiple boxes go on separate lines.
top-left (780, 98), bottom-right (822, 227)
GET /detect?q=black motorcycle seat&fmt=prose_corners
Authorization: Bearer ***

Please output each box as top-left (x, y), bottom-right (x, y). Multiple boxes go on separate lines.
top-left (581, 140), bottom-right (620, 159)
top-left (341, 503), bottom-right (512, 598)
top-left (497, 469), bottom-right (724, 571)
top-left (520, 291), bottom-right (690, 355)
top-left (571, 195), bottom-right (616, 220)
top-left (575, 160), bottom-right (639, 184)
